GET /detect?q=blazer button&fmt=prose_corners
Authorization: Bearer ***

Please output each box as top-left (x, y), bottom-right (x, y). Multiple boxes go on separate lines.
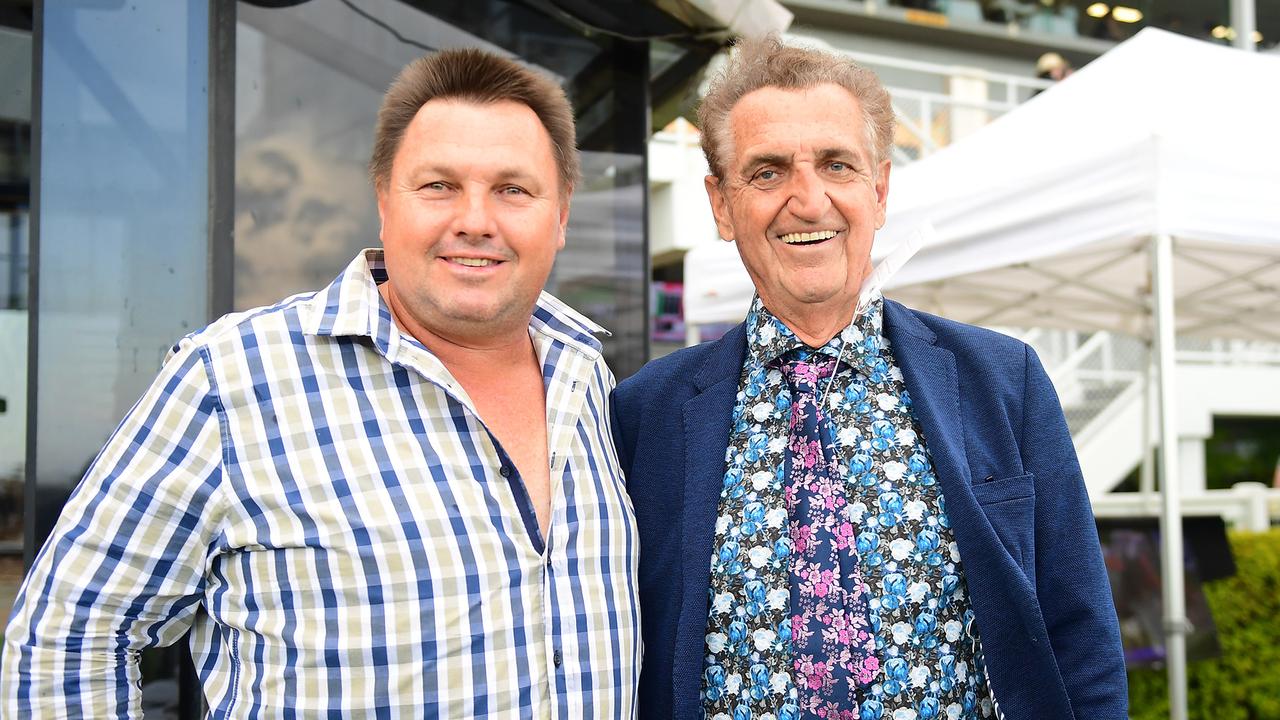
top-left (499, 465), bottom-right (512, 478)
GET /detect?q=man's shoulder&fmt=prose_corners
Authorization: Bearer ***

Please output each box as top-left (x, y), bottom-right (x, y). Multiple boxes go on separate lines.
top-left (169, 291), bottom-right (322, 361)
top-left (886, 299), bottom-right (1028, 364)
top-left (616, 324), bottom-right (744, 400)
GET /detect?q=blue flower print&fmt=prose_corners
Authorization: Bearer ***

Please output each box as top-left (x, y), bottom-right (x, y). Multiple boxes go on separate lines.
top-left (750, 663), bottom-right (771, 701)
top-left (744, 432), bottom-right (770, 462)
top-left (705, 665), bottom-right (727, 702)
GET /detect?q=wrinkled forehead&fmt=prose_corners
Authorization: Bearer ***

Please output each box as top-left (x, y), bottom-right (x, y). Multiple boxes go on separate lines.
top-left (724, 84), bottom-right (875, 172)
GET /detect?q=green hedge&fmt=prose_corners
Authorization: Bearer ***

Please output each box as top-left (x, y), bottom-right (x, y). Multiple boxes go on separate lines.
top-left (1128, 529), bottom-right (1280, 720)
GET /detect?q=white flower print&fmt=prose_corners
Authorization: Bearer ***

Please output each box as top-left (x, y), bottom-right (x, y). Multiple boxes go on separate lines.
top-left (905, 499), bottom-right (927, 522)
top-left (765, 508), bottom-right (787, 529)
top-left (752, 402), bottom-right (774, 422)
top-left (883, 460), bottom-right (907, 481)
top-left (897, 427), bottom-right (917, 447)
top-left (891, 622), bottom-right (913, 645)
top-left (748, 545), bottom-right (773, 568)
top-left (877, 393), bottom-right (899, 411)
top-left (706, 632), bottom-right (728, 653)
top-left (751, 470), bottom-right (773, 491)
top-left (752, 628), bottom-right (776, 651)
top-left (838, 426), bottom-right (861, 448)
top-left (907, 581), bottom-right (930, 604)
top-left (890, 538), bottom-right (914, 561)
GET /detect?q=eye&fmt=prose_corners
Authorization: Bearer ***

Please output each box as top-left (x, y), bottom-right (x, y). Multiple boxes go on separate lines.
top-left (500, 185), bottom-right (530, 196)
top-left (829, 161), bottom-right (848, 172)
top-left (420, 181), bottom-right (449, 192)
top-left (751, 168), bottom-right (783, 187)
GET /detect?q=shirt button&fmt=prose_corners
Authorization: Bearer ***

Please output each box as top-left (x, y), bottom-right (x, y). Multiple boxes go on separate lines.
top-left (553, 649), bottom-right (563, 668)
top-left (499, 465), bottom-right (512, 478)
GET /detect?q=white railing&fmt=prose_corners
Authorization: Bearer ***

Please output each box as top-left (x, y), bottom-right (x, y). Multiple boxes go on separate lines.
top-left (833, 46), bottom-right (1053, 162)
top-left (1092, 483), bottom-right (1280, 532)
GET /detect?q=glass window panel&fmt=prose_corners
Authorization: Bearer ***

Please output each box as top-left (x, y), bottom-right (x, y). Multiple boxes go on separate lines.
top-left (0, 21), bottom-right (31, 627)
top-left (33, 2), bottom-right (212, 714)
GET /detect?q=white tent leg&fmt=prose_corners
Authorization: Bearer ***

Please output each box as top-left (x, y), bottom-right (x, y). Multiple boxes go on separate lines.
top-left (686, 323), bottom-right (702, 348)
top-left (1139, 343), bottom-right (1155, 494)
top-left (1231, 0), bottom-right (1257, 51)
top-left (1152, 233), bottom-right (1188, 720)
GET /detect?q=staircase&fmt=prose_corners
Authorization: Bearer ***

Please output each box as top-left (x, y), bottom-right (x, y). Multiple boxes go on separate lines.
top-left (1018, 329), bottom-right (1280, 496)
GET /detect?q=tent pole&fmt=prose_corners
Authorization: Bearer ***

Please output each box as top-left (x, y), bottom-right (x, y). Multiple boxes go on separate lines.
top-left (1152, 233), bottom-right (1188, 720)
top-left (1231, 0), bottom-right (1257, 51)
top-left (1139, 342), bottom-right (1155, 494)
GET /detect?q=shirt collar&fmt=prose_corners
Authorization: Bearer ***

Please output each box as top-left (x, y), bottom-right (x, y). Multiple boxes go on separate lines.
top-left (744, 292), bottom-right (885, 370)
top-left (300, 248), bottom-right (609, 359)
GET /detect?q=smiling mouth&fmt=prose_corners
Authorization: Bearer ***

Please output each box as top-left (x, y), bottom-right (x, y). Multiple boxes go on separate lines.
top-left (447, 257), bottom-right (500, 267)
top-left (778, 230), bottom-right (839, 245)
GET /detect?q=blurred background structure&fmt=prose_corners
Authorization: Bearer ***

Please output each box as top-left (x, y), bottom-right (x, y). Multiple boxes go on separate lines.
top-left (2, 0), bottom-right (1278, 717)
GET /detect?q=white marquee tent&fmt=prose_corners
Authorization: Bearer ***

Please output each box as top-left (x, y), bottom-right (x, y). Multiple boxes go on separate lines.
top-left (681, 29), bottom-right (1280, 718)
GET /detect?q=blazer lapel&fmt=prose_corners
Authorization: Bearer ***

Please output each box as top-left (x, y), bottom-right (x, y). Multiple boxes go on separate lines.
top-left (673, 323), bottom-right (746, 718)
top-left (883, 301), bottom-right (975, 501)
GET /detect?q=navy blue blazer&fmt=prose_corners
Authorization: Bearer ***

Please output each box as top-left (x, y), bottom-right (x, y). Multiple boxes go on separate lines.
top-left (611, 299), bottom-right (1127, 720)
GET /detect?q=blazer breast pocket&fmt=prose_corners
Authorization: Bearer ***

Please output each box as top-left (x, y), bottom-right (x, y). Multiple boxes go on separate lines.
top-left (970, 472), bottom-right (1036, 583)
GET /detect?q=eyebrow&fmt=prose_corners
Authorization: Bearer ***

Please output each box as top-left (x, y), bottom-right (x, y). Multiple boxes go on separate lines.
top-left (402, 163), bottom-right (543, 189)
top-left (737, 147), bottom-right (865, 176)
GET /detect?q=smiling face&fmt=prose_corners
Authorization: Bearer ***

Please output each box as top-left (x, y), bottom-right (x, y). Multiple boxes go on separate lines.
top-left (377, 98), bottom-right (569, 348)
top-left (706, 83), bottom-right (890, 342)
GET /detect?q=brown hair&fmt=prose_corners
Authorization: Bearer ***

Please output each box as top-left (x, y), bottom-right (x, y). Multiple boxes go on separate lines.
top-left (697, 35), bottom-right (895, 179)
top-left (369, 48), bottom-right (580, 197)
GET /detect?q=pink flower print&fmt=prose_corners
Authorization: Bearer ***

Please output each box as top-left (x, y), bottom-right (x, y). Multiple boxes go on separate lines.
top-left (791, 524), bottom-right (813, 554)
top-left (835, 522), bottom-right (855, 549)
top-left (856, 655), bottom-right (880, 684)
top-left (813, 569), bottom-right (835, 597)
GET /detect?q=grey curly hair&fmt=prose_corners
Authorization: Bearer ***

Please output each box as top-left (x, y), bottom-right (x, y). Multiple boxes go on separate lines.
top-left (697, 35), bottom-right (895, 179)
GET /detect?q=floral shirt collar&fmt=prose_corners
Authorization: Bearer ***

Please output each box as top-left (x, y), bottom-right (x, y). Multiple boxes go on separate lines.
top-left (744, 293), bottom-right (886, 372)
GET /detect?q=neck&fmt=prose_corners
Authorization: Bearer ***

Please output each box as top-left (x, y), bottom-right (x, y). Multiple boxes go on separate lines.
top-left (773, 295), bottom-right (859, 348)
top-left (380, 286), bottom-right (538, 371)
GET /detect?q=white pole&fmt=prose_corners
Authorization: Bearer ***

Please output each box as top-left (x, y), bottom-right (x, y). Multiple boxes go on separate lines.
top-left (1139, 342), bottom-right (1155, 494)
top-left (1152, 234), bottom-right (1188, 720)
top-left (1231, 0), bottom-right (1257, 50)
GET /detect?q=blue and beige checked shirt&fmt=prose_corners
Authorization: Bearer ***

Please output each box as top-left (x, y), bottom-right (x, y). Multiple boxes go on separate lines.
top-left (3, 249), bottom-right (641, 718)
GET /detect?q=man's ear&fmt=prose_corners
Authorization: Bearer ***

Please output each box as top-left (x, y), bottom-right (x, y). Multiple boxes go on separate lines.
top-left (874, 159), bottom-right (892, 229)
top-left (704, 175), bottom-right (736, 242)
top-left (375, 186), bottom-right (387, 241)
top-left (556, 192), bottom-right (571, 251)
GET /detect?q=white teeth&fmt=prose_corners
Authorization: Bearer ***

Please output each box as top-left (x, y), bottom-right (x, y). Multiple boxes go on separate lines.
top-left (779, 230), bottom-right (838, 244)
top-left (452, 257), bottom-right (497, 267)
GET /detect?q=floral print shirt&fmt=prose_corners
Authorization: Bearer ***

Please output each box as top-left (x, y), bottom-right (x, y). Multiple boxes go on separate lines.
top-left (702, 296), bottom-right (996, 720)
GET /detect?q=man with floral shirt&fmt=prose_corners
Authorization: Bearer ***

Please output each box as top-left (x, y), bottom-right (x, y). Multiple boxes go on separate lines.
top-left (612, 35), bottom-right (1126, 720)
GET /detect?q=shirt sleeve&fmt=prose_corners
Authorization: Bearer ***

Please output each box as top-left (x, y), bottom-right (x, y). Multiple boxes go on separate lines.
top-left (2, 340), bottom-right (227, 718)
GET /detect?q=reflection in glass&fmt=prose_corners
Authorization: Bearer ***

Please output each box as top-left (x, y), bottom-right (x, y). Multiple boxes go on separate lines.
top-left (0, 22), bottom-right (31, 626)
top-left (34, 2), bottom-right (211, 715)
top-left (234, 0), bottom-right (647, 376)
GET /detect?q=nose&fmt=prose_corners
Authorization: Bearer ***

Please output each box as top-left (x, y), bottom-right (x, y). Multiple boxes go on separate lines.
top-left (785, 165), bottom-right (831, 221)
top-left (452, 186), bottom-right (497, 238)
